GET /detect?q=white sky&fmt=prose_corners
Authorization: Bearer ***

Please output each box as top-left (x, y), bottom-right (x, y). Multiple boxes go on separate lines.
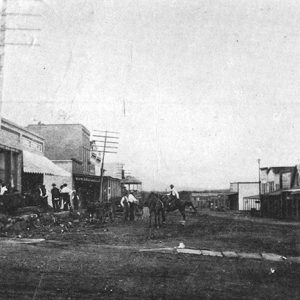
top-left (1, 0), bottom-right (300, 190)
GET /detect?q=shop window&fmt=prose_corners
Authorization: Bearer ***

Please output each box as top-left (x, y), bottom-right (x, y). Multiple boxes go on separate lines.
top-left (269, 182), bottom-right (274, 192)
top-left (261, 183), bottom-right (266, 194)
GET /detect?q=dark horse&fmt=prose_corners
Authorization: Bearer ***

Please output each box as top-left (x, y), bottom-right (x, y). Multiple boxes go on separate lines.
top-left (161, 193), bottom-right (197, 221)
top-left (145, 192), bottom-right (166, 228)
top-left (146, 192), bottom-right (197, 228)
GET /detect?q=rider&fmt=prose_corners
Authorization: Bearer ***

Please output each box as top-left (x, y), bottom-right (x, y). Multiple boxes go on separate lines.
top-left (167, 184), bottom-right (180, 209)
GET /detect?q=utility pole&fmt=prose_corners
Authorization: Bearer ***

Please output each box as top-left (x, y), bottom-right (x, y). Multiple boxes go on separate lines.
top-left (92, 130), bottom-right (119, 202)
top-left (0, 0), bottom-right (41, 114)
top-left (0, 0), bottom-right (8, 115)
top-left (258, 158), bottom-right (261, 214)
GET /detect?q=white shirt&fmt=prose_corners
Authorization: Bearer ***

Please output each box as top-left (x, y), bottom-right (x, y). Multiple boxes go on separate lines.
top-left (120, 196), bottom-right (128, 207)
top-left (60, 186), bottom-right (73, 195)
top-left (0, 186), bottom-right (8, 195)
top-left (128, 194), bottom-right (138, 203)
top-left (120, 194), bottom-right (138, 207)
top-left (168, 187), bottom-right (179, 199)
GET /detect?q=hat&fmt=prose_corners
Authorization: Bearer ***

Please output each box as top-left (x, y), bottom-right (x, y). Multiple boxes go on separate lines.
top-left (52, 183), bottom-right (56, 186)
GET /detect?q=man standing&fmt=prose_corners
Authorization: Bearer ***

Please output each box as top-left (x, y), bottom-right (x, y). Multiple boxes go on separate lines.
top-left (120, 192), bottom-right (130, 221)
top-left (40, 184), bottom-right (49, 210)
top-left (51, 183), bottom-right (60, 211)
top-left (127, 192), bottom-right (139, 221)
top-left (0, 182), bottom-right (8, 195)
top-left (60, 183), bottom-right (73, 211)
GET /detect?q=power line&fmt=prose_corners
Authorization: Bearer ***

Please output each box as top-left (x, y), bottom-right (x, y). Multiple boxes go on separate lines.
top-left (2, 27), bottom-right (41, 31)
top-left (93, 145), bottom-right (118, 149)
top-left (4, 13), bottom-right (41, 17)
top-left (93, 130), bottom-right (120, 134)
top-left (93, 134), bottom-right (119, 139)
top-left (94, 140), bottom-right (119, 144)
top-left (2, 42), bottom-right (40, 47)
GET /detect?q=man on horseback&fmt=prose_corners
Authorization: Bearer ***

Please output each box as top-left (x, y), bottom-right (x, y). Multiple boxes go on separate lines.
top-left (167, 184), bottom-right (180, 210)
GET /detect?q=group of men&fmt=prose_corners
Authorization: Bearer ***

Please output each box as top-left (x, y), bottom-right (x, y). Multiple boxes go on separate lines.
top-left (50, 183), bottom-right (79, 212)
top-left (120, 190), bottom-right (139, 221)
top-left (119, 184), bottom-right (180, 221)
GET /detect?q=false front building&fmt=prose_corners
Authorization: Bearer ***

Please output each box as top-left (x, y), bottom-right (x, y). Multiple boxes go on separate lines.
top-left (26, 123), bottom-right (121, 206)
top-left (0, 118), bottom-right (69, 195)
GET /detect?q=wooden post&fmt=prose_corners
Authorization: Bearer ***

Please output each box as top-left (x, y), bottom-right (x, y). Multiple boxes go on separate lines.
top-left (99, 131), bottom-right (107, 203)
top-left (0, 0), bottom-right (7, 115)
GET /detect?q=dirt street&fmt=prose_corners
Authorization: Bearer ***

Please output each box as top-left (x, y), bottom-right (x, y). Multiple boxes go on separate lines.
top-left (0, 211), bottom-right (300, 299)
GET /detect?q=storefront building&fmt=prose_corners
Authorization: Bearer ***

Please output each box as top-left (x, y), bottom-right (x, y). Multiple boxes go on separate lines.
top-left (0, 118), bottom-right (70, 195)
top-left (26, 123), bottom-right (103, 207)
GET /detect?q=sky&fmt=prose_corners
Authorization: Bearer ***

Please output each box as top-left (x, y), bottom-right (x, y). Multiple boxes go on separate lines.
top-left (0, 0), bottom-right (300, 190)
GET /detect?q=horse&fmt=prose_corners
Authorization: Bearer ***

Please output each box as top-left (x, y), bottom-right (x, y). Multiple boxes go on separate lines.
top-left (145, 192), bottom-right (166, 228)
top-left (159, 193), bottom-right (197, 221)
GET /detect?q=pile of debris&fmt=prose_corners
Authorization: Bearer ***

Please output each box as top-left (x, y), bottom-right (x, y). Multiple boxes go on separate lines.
top-left (0, 207), bottom-right (86, 238)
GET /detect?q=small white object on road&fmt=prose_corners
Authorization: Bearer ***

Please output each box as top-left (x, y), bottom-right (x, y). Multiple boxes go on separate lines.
top-left (177, 242), bottom-right (185, 249)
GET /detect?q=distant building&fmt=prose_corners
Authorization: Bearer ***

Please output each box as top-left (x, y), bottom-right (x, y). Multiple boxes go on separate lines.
top-left (228, 182), bottom-right (259, 210)
top-left (260, 166), bottom-right (294, 194)
top-left (121, 175), bottom-right (142, 193)
top-left (102, 176), bottom-right (121, 202)
top-left (258, 165), bottom-right (300, 220)
top-left (189, 191), bottom-right (228, 210)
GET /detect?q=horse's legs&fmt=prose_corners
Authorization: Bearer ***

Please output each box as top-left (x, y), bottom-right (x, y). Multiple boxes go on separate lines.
top-left (162, 209), bottom-right (166, 224)
top-left (149, 211), bottom-right (152, 228)
top-left (157, 211), bottom-right (161, 228)
top-left (180, 209), bottom-right (186, 221)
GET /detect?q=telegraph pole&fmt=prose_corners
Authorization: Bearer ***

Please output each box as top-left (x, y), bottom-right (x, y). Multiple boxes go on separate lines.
top-left (0, 0), bottom-right (8, 115)
top-left (258, 158), bottom-right (262, 215)
top-left (92, 130), bottom-right (119, 202)
top-left (258, 159), bottom-right (261, 198)
top-left (0, 0), bottom-right (41, 114)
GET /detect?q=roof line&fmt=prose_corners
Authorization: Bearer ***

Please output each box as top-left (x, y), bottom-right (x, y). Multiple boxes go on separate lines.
top-left (1, 117), bottom-right (45, 140)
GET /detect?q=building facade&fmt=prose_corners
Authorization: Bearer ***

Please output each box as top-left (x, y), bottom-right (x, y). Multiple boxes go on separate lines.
top-left (228, 182), bottom-right (259, 210)
top-left (26, 123), bottom-right (121, 206)
top-left (0, 118), bottom-right (69, 195)
top-left (260, 166), bottom-right (294, 194)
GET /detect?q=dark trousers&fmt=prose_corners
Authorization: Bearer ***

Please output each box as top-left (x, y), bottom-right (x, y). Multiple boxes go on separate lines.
top-left (123, 203), bottom-right (129, 221)
top-left (129, 203), bottom-right (135, 221)
top-left (41, 196), bottom-right (48, 210)
top-left (62, 193), bottom-right (70, 211)
top-left (73, 197), bottom-right (79, 210)
top-left (52, 198), bottom-right (60, 211)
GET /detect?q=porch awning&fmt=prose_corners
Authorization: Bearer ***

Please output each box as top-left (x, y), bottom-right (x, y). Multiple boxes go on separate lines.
top-left (23, 150), bottom-right (71, 177)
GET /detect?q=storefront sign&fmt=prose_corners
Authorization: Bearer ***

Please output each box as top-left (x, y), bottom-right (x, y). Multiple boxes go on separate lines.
top-left (74, 176), bottom-right (100, 183)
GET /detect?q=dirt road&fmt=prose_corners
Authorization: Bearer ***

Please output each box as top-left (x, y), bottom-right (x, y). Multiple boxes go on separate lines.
top-left (0, 211), bottom-right (299, 299)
